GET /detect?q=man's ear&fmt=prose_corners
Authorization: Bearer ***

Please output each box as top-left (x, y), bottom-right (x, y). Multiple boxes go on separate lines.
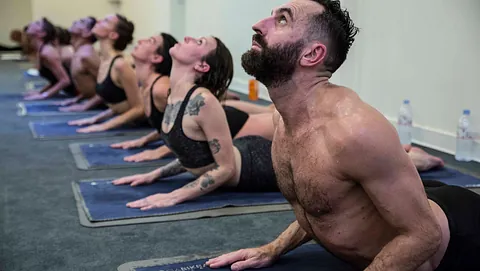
top-left (300, 42), bottom-right (327, 67)
top-left (194, 61), bottom-right (210, 73)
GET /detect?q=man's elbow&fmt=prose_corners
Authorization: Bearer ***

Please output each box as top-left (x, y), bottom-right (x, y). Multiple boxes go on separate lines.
top-left (416, 220), bottom-right (442, 256)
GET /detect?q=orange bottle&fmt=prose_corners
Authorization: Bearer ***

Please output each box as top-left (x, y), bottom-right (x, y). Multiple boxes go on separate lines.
top-left (248, 79), bottom-right (259, 101)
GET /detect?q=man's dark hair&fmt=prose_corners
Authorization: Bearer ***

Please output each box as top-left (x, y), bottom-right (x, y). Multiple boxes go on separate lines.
top-left (113, 14), bottom-right (134, 51)
top-left (86, 16), bottom-right (97, 43)
top-left (194, 37), bottom-right (233, 100)
top-left (307, 0), bottom-right (359, 72)
top-left (153, 33), bottom-right (178, 76)
top-left (55, 27), bottom-right (71, 45)
top-left (41, 18), bottom-right (56, 44)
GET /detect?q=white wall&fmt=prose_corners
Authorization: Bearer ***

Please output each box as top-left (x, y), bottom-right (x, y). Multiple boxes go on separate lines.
top-left (121, 0), bottom-right (173, 50)
top-left (353, 0), bottom-right (480, 161)
top-left (31, 0), bottom-right (116, 28)
top-left (0, 0), bottom-right (32, 46)
top-left (184, 0), bottom-right (480, 161)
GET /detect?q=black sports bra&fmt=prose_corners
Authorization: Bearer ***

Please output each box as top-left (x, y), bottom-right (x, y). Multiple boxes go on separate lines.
top-left (147, 75), bottom-right (166, 133)
top-left (38, 43), bottom-right (76, 96)
top-left (96, 55), bottom-right (127, 104)
top-left (161, 85), bottom-right (214, 169)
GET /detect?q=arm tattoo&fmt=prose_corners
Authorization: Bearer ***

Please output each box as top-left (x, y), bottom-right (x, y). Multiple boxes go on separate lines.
top-left (208, 139), bottom-right (221, 154)
top-left (160, 159), bottom-right (186, 178)
top-left (183, 179), bottom-right (200, 188)
top-left (185, 95), bottom-right (205, 116)
top-left (200, 174), bottom-right (215, 191)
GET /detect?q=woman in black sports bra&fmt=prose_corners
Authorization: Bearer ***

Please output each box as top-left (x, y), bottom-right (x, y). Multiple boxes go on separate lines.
top-left (23, 18), bottom-right (75, 101)
top-left (110, 34), bottom-right (276, 164)
top-left (68, 14), bottom-right (145, 133)
top-left (113, 36), bottom-right (278, 210)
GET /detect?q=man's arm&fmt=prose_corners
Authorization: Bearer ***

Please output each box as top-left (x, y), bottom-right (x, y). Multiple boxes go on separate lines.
top-left (341, 112), bottom-right (441, 271)
top-left (266, 221), bottom-right (312, 258)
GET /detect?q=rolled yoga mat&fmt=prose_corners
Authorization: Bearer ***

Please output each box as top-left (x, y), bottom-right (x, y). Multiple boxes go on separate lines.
top-left (117, 244), bottom-right (355, 271)
top-left (29, 120), bottom-right (153, 141)
top-left (69, 140), bottom-right (176, 170)
top-left (72, 173), bottom-right (291, 228)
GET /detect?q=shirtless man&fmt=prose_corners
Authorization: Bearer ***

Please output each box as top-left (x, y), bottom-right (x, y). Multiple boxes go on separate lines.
top-left (58, 17), bottom-right (103, 112)
top-left (207, 1), bottom-right (480, 270)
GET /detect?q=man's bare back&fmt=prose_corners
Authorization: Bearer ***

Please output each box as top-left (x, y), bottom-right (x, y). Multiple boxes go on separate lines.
top-left (70, 44), bottom-right (99, 98)
top-left (272, 84), bottom-right (449, 270)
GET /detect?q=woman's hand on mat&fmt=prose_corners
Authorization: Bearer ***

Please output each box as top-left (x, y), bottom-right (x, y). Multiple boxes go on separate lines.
top-left (112, 173), bottom-right (156, 186)
top-left (123, 149), bottom-right (165, 162)
top-left (55, 98), bottom-right (78, 106)
top-left (77, 124), bottom-right (107, 133)
top-left (111, 138), bottom-right (146, 149)
top-left (68, 117), bottom-right (97, 126)
top-left (59, 104), bottom-right (87, 112)
top-left (24, 93), bottom-right (47, 101)
top-left (126, 193), bottom-right (177, 210)
top-left (23, 90), bottom-right (41, 96)
top-left (206, 245), bottom-right (277, 271)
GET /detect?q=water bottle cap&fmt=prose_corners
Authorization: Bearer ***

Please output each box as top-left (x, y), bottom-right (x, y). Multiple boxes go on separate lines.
top-left (403, 99), bottom-right (410, 105)
top-left (463, 109), bottom-right (471, 115)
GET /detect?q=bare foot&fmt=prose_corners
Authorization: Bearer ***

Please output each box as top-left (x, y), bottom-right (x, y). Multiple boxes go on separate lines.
top-left (407, 147), bottom-right (445, 172)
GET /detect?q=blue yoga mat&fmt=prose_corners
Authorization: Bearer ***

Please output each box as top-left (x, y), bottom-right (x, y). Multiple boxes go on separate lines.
top-left (70, 141), bottom-right (176, 169)
top-left (18, 103), bottom-right (102, 116)
top-left (76, 173), bottom-right (288, 222)
top-left (128, 244), bottom-right (354, 271)
top-left (0, 92), bottom-right (66, 102)
top-left (30, 120), bottom-right (153, 140)
top-left (419, 167), bottom-right (480, 187)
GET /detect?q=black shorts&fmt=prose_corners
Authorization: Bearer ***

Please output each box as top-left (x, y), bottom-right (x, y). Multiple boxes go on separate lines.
top-left (224, 105), bottom-right (249, 138)
top-left (424, 185), bottom-right (480, 271)
top-left (233, 135), bottom-right (278, 192)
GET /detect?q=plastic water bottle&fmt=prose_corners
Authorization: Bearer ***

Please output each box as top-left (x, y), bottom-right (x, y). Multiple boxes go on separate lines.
top-left (397, 99), bottom-right (413, 145)
top-left (455, 109), bottom-right (473, 162)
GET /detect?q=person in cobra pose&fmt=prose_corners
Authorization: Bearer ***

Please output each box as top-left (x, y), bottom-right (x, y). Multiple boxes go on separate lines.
top-left (56, 17), bottom-right (103, 111)
top-left (24, 18), bottom-right (76, 100)
top-left (110, 34), bottom-right (274, 163)
top-left (112, 35), bottom-right (279, 210)
top-left (206, 1), bottom-right (480, 271)
top-left (68, 14), bottom-right (146, 133)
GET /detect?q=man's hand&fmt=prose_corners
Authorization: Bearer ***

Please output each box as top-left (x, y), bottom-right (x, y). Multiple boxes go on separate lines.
top-left (206, 245), bottom-right (278, 271)
top-left (59, 104), bottom-right (88, 112)
top-left (68, 117), bottom-right (97, 126)
top-left (126, 193), bottom-right (178, 211)
top-left (111, 138), bottom-right (146, 149)
top-left (112, 173), bottom-right (156, 187)
top-left (123, 149), bottom-right (167, 162)
top-left (77, 124), bottom-right (107, 134)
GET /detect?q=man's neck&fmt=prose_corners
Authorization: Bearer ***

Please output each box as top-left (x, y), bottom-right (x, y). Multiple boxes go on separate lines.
top-left (269, 71), bottom-right (331, 131)
top-left (99, 39), bottom-right (121, 60)
top-left (169, 63), bottom-right (197, 98)
top-left (134, 61), bottom-right (159, 87)
top-left (71, 36), bottom-right (91, 51)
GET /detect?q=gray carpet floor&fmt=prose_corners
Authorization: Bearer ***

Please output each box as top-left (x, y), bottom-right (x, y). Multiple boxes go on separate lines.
top-left (0, 60), bottom-right (479, 271)
top-left (0, 61), bottom-right (294, 271)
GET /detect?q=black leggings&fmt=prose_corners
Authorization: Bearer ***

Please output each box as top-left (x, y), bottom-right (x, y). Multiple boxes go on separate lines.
top-left (234, 136), bottom-right (278, 192)
top-left (425, 185), bottom-right (480, 271)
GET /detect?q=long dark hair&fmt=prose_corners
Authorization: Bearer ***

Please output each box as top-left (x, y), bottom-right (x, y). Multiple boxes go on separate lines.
top-left (41, 18), bottom-right (56, 44)
top-left (194, 37), bottom-right (233, 100)
top-left (154, 33), bottom-right (178, 76)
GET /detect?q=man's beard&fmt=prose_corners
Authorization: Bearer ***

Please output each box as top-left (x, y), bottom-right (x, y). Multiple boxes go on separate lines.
top-left (241, 35), bottom-right (304, 89)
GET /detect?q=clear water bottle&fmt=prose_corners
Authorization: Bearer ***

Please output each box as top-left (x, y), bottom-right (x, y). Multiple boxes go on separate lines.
top-left (397, 99), bottom-right (413, 145)
top-left (455, 109), bottom-right (473, 162)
